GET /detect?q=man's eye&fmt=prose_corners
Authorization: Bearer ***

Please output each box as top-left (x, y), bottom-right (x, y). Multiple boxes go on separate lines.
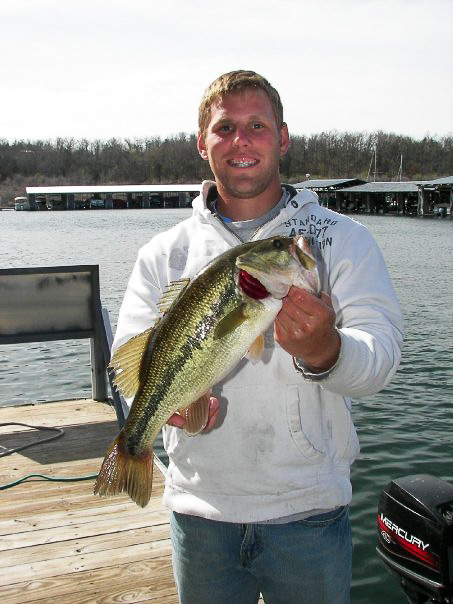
top-left (219, 124), bottom-right (232, 132)
top-left (252, 123), bottom-right (264, 129)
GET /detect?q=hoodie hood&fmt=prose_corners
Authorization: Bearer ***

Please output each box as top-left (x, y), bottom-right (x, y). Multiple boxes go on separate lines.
top-left (191, 180), bottom-right (320, 225)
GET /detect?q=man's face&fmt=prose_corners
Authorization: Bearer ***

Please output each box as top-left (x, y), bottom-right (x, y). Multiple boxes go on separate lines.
top-left (197, 88), bottom-right (289, 201)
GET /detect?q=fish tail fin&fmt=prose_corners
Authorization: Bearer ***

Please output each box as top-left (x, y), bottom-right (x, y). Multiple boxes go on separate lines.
top-left (94, 432), bottom-right (153, 508)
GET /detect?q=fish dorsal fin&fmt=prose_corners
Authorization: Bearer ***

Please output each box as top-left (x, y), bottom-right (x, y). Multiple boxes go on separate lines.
top-left (109, 326), bottom-right (155, 398)
top-left (213, 303), bottom-right (249, 340)
top-left (246, 334), bottom-right (265, 364)
top-left (157, 278), bottom-right (190, 313)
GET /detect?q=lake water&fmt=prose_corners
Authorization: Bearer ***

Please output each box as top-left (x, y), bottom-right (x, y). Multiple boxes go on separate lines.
top-left (1, 208), bottom-right (452, 603)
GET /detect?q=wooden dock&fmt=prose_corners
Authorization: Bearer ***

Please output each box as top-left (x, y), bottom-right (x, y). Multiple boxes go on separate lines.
top-left (0, 399), bottom-right (178, 603)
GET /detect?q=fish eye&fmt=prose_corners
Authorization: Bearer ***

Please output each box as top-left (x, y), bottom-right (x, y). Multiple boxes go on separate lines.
top-left (273, 239), bottom-right (283, 249)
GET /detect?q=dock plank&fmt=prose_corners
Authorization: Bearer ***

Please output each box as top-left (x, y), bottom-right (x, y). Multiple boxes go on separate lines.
top-left (1, 522), bottom-right (171, 566)
top-left (0, 537), bottom-right (172, 587)
top-left (0, 399), bottom-right (178, 603)
top-left (1, 509), bottom-right (170, 551)
top-left (0, 557), bottom-right (178, 604)
top-left (0, 486), bottom-right (165, 526)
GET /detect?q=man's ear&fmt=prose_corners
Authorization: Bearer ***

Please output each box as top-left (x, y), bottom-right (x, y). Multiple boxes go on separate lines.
top-left (279, 122), bottom-right (290, 157)
top-left (197, 131), bottom-right (209, 160)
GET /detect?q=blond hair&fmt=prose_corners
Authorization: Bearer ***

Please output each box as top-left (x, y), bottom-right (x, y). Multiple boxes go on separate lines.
top-left (198, 70), bottom-right (284, 134)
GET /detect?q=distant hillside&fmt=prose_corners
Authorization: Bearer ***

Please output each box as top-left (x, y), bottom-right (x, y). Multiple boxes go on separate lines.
top-left (1, 131), bottom-right (452, 205)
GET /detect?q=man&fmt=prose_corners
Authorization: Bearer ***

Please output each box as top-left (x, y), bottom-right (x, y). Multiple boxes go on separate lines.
top-left (113, 70), bottom-right (403, 603)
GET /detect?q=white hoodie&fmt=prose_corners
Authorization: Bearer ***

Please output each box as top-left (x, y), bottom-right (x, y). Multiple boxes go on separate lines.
top-left (113, 181), bottom-right (404, 523)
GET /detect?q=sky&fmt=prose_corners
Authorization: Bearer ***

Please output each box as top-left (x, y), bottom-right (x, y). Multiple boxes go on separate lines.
top-left (1, 0), bottom-right (452, 142)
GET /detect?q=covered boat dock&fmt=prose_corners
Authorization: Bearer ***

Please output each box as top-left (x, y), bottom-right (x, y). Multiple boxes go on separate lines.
top-left (335, 181), bottom-right (427, 214)
top-left (24, 185), bottom-right (201, 211)
top-left (18, 177), bottom-right (453, 216)
top-left (293, 178), bottom-right (366, 209)
top-left (335, 177), bottom-right (453, 216)
top-left (422, 175), bottom-right (453, 216)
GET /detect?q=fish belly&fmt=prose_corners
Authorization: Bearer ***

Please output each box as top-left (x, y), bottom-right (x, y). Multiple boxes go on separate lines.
top-left (128, 296), bottom-right (281, 449)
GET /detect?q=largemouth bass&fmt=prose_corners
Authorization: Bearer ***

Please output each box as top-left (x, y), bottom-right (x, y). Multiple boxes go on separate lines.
top-left (94, 235), bottom-right (319, 507)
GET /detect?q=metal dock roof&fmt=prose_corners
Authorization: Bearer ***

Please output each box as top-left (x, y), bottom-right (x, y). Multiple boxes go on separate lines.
top-left (26, 184), bottom-right (201, 195)
top-left (427, 175), bottom-right (453, 186)
top-left (336, 181), bottom-right (429, 193)
top-left (293, 178), bottom-right (363, 189)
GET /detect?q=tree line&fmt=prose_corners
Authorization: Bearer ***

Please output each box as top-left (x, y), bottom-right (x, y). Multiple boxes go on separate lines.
top-left (0, 131), bottom-right (452, 205)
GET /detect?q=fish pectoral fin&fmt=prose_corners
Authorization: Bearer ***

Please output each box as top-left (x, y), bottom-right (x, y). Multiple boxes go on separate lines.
top-left (179, 392), bottom-right (211, 436)
top-left (109, 326), bottom-right (155, 399)
top-left (245, 334), bottom-right (265, 364)
top-left (213, 304), bottom-right (249, 340)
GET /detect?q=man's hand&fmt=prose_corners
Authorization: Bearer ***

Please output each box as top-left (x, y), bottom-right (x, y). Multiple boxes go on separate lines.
top-left (167, 396), bottom-right (220, 432)
top-left (274, 286), bottom-right (340, 373)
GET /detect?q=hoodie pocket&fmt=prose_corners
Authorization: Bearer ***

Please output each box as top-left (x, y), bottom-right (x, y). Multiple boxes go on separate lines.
top-left (286, 384), bottom-right (326, 462)
top-left (327, 396), bottom-right (361, 463)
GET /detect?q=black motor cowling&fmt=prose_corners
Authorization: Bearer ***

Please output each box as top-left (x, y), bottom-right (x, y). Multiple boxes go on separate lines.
top-left (376, 474), bottom-right (453, 603)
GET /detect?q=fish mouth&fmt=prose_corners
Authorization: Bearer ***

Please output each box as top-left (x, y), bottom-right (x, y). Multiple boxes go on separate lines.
top-left (236, 236), bottom-right (320, 298)
top-left (236, 260), bottom-right (293, 300)
top-left (238, 269), bottom-right (269, 299)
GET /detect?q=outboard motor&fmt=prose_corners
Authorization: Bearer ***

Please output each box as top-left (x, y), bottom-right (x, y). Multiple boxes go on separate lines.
top-left (376, 475), bottom-right (453, 603)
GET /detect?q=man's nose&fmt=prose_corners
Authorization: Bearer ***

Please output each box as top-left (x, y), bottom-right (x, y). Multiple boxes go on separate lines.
top-left (233, 127), bottom-right (251, 147)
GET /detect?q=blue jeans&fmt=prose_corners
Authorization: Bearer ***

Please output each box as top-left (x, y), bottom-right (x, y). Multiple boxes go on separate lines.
top-left (170, 506), bottom-right (352, 604)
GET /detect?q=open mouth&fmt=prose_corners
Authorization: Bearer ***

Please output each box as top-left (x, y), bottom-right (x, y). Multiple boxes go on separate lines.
top-left (238, 269), bottom-right (269, 299)
top-left (227, 158), bottom-right (259, 168)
